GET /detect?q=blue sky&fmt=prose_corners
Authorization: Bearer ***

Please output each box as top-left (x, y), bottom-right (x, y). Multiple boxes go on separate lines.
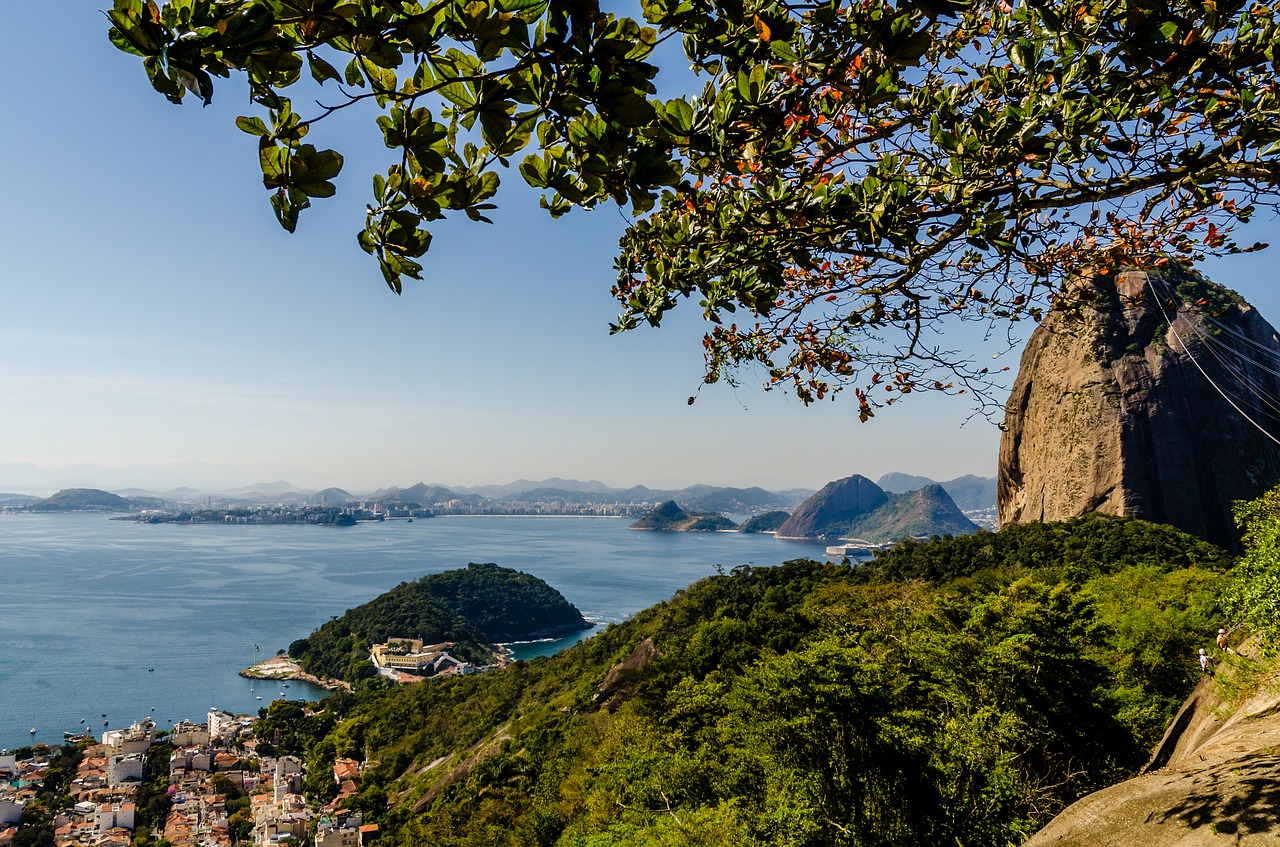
top-left (0, 4), bottom-right (1277, 494)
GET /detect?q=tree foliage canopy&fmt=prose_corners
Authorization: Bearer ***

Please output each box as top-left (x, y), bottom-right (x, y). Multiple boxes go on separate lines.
top-left (108, 0), bottom-right (1280, 411)
top-left (1228, 483), bottom-right (1280, 641)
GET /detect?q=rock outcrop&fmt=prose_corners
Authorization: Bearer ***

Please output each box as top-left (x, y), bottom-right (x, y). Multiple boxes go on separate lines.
top-left (861, 484), bottom-right (977, 541)
top-left (877, 473), bottom-right (998, 510)
top-left (999, 269), bottom-right (1280, 550)
top-left (1026, 646), bottom-right (1280, 846)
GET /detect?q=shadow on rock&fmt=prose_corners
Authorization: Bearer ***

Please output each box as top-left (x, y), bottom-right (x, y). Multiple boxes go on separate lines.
top-left (1158, 755), bottom-right (1280, 835)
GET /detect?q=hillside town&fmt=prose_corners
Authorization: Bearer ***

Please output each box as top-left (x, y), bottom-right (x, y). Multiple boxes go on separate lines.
top-left (0, 711), bottom-right (375, 847)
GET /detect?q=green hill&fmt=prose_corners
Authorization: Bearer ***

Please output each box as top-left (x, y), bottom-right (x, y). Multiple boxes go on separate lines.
top-left (778, 477), bottom-right (977, 541)
top-left (266, 515), bottom-right (1230, 846)
top-left (846, 484), bottom-right (979, 540)
top-left (629, 500), bottom-right (738, 531)
top-left (26, 488), bottom-right (133, 512)
top-left (287, 564), bottom-right (590, 683)
top-left (738, 510), bottom-right (790, 533)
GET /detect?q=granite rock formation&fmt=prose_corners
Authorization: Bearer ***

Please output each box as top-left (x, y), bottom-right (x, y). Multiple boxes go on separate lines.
top-left (999, 269), bottom-right (1280, 550)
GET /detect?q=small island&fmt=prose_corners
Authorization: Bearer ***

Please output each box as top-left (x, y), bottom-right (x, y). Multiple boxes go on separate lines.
top-left (628, 500), bottom-right (738, 532)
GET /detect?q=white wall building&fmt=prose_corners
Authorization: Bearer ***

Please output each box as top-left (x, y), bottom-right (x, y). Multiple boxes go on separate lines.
top-left (107, 754), bottom-right (145, 787)
top-left (208, 709), bottom-right (236, 740)
top-left (95, 803), bottom-right (136, 832)
top-left (103, 718), bottom-right (155, 756)
top-left (0, 798), bottom-right (25, 825)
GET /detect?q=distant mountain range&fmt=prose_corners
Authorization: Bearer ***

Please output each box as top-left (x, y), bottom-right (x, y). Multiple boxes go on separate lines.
top-left (0, 472), bottom-right (996, 516)
top-left (316, 481), bottom-right (811, 512)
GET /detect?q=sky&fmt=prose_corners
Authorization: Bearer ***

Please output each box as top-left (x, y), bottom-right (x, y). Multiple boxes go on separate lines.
top-left (1, 4), bottom-right (1278, 494)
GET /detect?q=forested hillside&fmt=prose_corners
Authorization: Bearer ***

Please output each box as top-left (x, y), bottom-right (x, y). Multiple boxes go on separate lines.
top-left (287, 563), bottom-right (589, 682)
top-left (269, 515), bottom-right (1229, 846)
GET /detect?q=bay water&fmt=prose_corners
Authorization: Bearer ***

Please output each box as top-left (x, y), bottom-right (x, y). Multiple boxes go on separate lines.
top-left (0, 513), bottom-right (827, 750)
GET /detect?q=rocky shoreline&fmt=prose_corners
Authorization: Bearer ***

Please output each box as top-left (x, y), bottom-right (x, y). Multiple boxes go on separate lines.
top-left (239, 656), bottom-right (352, 693)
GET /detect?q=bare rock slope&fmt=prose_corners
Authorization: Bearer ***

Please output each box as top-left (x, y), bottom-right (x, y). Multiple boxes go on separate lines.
top-left (999, 269), bottom-right (1280, 549)
top-left (1027, 651), bottom-right (1280, 846)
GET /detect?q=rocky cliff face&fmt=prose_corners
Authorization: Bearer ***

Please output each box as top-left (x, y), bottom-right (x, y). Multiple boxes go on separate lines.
top-left (999, 269), bottom-right (1280, 550)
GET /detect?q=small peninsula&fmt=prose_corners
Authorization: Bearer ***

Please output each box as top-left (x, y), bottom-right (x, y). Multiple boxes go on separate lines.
top-left (628, 500), bottom-right (738, 532)
top-left (286, 563), bottom-right (591, 685)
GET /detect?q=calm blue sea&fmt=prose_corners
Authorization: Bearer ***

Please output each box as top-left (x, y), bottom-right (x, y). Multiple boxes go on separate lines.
top-left (0, 513), bottom-right (827, 750)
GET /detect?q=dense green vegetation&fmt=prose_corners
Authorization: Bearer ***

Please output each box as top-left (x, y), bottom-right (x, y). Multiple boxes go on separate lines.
top-left (681, 515), bottom-right (736, 531)
top-left (274, 514), bottom-right (1229, 847)
top-left (413, 563), bottom-right (591, 641)
top-left (288, 564), bottom-right (589, 683)
top-left (738, 511), bottom-right (790, 533)
top-left (1228, 484), bottom-right (1280, 644)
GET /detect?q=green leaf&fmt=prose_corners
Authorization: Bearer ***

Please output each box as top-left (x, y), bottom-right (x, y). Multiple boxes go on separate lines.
top-left (308, 53), bottom-right (342, 85)
top-left (260, 145), bottom-right (291, 186)
top-left (496, 0), bottom-right (546, 12)
top-left (295, 180), bottom-right (337, 198)
top-left (236, 116), bottom-right (270, 137)
top-left (270, 188), bottom-right (308, 232)
top-left (439, 81), bottom-right (479, 109)
top-left (344, 56), bottom-right (365, 87)
top-left (520, 153), bottom-right (550, 187)
top-left (300, 147), bottom-right (345, 182)
top-left (598, 88), bottom-right (656, 128)
top-left (660, 99), bottom-right (695, 133)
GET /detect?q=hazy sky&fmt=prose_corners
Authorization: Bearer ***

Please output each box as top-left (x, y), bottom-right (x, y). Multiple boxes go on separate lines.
top-left (2, 5), bottom-right (1278, 494)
